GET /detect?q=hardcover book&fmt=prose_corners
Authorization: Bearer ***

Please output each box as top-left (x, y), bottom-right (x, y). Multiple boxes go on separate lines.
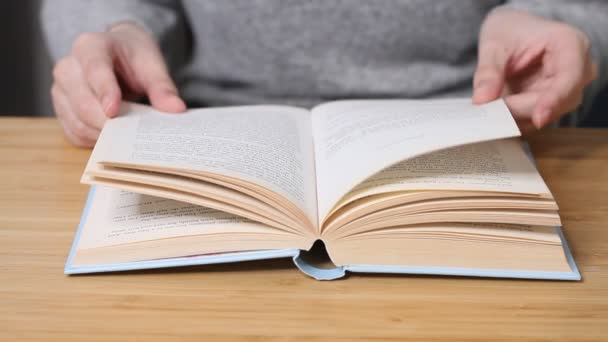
top-left (65, 99), bottom-right (580, 281)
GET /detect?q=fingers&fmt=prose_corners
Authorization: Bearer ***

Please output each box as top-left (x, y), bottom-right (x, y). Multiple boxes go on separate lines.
top-left (124, 37), bottom-right (184, 111)
top-left (136, 58), bottom-right (186, 112)
top-left (52, 56), bottom-right (108, 130)
top-left (51, 30), bottom-right (121, 148)
top-left (51, 84), bottom-right (99, 147)
top-left (476, 12), bottom-right (597, 129)
top-left (507, 40), bottom-right (546, 75)
top-left (72, 32), bottom-right (122, 117)
top-left (532, 44), bottom-right (594, 128)
top-left (50, 22), bottom-right (186, 147)
top-left (108, 24), bottom-right (186, 113)
top-left (533, 28), bottom-right (598, 127)
top-left (473, 42), bottom-right (509, 104)
top-left (504, 92), bottom-right (538, 122)
top-left (504, 92), bottom-right (541, 134)
top-left (533, 82), bottom-right (583, 129)
top-left (506, 79), bottom-right (584, 131)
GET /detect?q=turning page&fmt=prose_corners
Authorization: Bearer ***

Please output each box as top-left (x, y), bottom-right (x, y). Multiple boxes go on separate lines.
top-left (310, 98), bottom-right (521, 222)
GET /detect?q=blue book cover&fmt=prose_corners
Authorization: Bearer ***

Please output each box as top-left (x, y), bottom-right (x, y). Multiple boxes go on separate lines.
top-left (65, 187), bottom-right (581, 281)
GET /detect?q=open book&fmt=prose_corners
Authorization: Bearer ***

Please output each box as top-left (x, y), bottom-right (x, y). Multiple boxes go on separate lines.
top-left (65, 99), bottom-right (580, 280)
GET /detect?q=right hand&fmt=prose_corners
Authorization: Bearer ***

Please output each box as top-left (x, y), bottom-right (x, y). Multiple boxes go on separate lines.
top-left (51, 21), bottom-right (186, 147)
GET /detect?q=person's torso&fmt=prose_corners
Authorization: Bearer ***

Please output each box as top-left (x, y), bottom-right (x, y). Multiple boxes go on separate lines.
top-left (178, 0), bottom-right (503, 107)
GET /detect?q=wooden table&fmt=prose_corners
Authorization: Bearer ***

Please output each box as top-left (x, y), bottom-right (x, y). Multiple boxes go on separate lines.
top-left (1, 118), bottom-right (607, 341)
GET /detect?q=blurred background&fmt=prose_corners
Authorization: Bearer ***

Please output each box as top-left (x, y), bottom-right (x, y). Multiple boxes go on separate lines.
top-left (0, 1), bottom-right (606, 125)
top-left (1, 0), bottom-right (52, 117)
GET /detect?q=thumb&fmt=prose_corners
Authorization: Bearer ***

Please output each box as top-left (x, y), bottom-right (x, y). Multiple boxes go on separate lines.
top-left (142, 71), bottom-right (187, 113)
top-left (110, 23), bottom-right (186, 113)
top-left (132, 52), bottom-right (186, 113)
top-left (472, 42), bottom-right (508, 104)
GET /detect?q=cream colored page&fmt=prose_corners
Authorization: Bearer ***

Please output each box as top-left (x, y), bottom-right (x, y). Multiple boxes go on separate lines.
top-left (77, 187), bottom-right (292, 250)
top-left (347, 138), bottom-right (550, 201)
top-left (351, 223), bottom-right (561, 243)
top-left (88, 103), bottom-right (318, 225)
top-left (310, 98), bottom-right (521, 222)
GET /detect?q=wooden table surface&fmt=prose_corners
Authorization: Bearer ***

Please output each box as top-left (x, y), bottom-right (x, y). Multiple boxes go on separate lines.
top-left (1, 118), bottom-right (607, 341)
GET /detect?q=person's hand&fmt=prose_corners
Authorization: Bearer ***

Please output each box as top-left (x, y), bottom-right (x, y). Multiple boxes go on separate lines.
top-left (473, 8), bottom-right (597, 133)
top-left (51, 21), bottom-right (186, 147)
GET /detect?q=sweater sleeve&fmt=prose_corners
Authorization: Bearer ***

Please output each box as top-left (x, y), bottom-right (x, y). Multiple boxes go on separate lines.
top-left (498, 0), bottom-right (608, 124)
top-left (40, 0), bottom-right (188, 70)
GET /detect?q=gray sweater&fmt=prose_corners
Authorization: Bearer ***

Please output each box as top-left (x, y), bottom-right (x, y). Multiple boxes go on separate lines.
top-left (41, 1), bottom-right (608, 123)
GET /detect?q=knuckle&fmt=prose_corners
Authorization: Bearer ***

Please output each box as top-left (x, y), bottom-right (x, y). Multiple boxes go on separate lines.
top-left (82, 60), bottom-right (104, 80)
top-left (74, 99), bottom-right (96, 117)
top-left (72, 32), bottom-right (108, 52)
top-left (72, 32), bottom-right (95, 51)
top-left (52, 57), bottom-right (77, 81)
top-left (83, 62), bottom-right (114, 87)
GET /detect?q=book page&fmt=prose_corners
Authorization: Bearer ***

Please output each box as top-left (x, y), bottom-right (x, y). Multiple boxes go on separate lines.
top-left (77, 187), bottom-right (295, 250)
top-left (343, 139), bottom-right (551, 205)
top-left (310, 98), bottom-right (521, 222)
top-left (326, 223), bottom-right (570, 272)
top-left (89, 103), bottom-right (318, 225)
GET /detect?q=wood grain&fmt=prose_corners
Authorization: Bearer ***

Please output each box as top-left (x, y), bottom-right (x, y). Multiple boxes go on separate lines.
top-left (1, 118), bottom-right (607, 341)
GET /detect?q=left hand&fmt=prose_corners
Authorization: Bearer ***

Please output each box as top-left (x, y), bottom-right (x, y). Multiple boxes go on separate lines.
top-left (473, 8), bottom-right (597, 132)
